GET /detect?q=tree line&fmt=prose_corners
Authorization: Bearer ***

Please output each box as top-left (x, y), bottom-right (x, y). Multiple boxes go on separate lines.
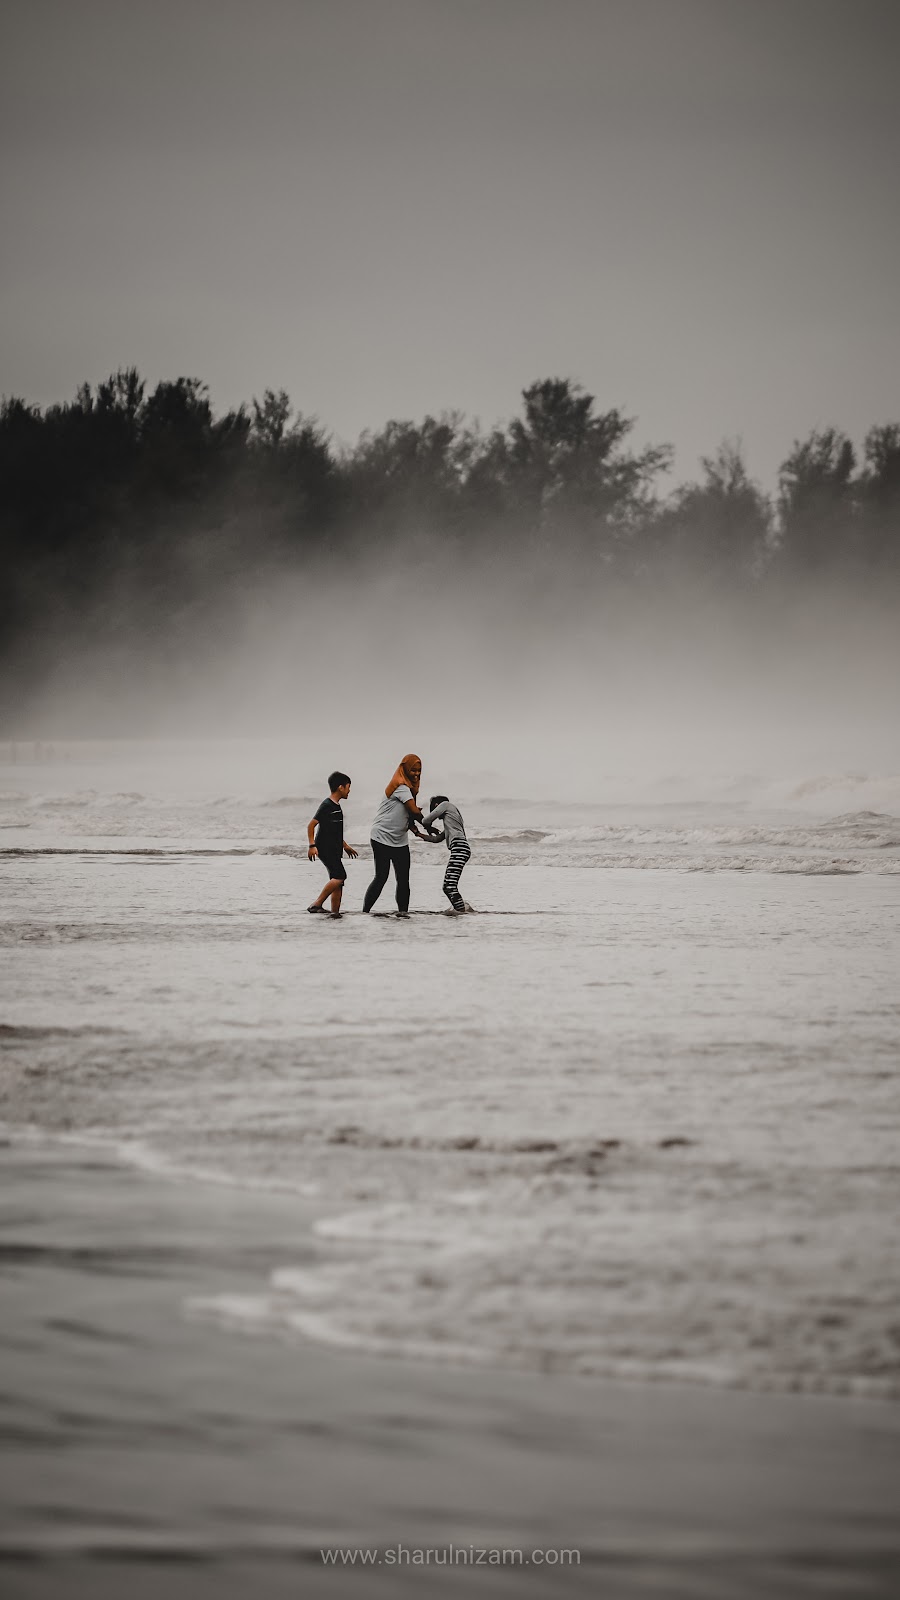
top-left (2, 370), bottom-right (898, 671)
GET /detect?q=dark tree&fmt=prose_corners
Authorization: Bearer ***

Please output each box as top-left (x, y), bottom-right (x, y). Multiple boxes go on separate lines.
top-left (648, 442), bottom-right (772, 585)
top-left (251, 389), bottom-right (293, 450)
top-left (343, 412), bottom-right (480, 548)
top-left (776, 427), bottom-right (856, 574)
top-left (505, 378), bottom-right (670, 561)
top-left (857, 423), bottom-right (900, 574)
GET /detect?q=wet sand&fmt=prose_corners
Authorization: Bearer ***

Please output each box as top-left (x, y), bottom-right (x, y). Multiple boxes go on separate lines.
top-left (1, 1141), bottom-right (898, 1599)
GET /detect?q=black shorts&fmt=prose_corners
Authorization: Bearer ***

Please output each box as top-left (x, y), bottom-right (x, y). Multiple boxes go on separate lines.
top-left (318, 850), bottom-right (346, 882)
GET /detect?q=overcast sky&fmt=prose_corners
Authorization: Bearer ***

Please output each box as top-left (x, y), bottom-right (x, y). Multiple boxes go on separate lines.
top-left (1, 0), bottom-right (897, 484)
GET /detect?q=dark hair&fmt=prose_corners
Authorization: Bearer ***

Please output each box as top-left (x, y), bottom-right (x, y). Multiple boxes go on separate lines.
top-left (429, 795), bottom-right (448, 810)
top-left (328, 771), bottom-right (351, 791)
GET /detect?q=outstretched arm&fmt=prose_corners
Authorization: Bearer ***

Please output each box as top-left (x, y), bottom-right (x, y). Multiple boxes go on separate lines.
top-left (406, 803), bottom-right (437, 842)
top-left (420, 800), bottom-right (448, 831)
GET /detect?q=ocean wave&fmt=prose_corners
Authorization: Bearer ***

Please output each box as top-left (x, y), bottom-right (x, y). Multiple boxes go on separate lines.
top-left (186, 1281), bottom-right (900, 1401)
top-left (0, 919), bottom-right (311, 947)
top-left (261, 795), bottom-right (317, 809)
top-left (32, 792), bottom-right (96, 808)
top-left (324, 1127), bottom-right (624, 1161)
top-left (3, 841), bottom-right (898, 873)
top-left (477, 829), bottom-right (550, 844)
top-left (0, 1123), bottom-right (323, 1196)
top-left (0, 846), bottom-right (257, 858)
top-left (0, 789), bottom-right (315, 812)
top-left (530, 815), bottom-right (900, 850)
top-left (5, 1123), bottom-right (897, 1403)
top-left (112, 1137), bottom-right (323, 1197)
top-left (0, 1022), bottom-right (125, 1039)
top-left (471, 849), bottom-right (897, 874)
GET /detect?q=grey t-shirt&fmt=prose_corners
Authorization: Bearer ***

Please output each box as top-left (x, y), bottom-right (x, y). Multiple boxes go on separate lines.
top-left (421, 800), bottom-right (467, 849)
top-left (370, 785), bottom-right (415, 848)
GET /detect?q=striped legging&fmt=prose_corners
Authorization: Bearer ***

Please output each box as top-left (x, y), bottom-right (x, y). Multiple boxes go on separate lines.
top-left (443, 841), bottom-right (471, 911)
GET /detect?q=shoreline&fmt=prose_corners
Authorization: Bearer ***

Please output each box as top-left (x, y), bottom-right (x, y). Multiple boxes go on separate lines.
top-left (1, 1137), bottom-right (899, 1598)
top-left (3, 1120), bottom-right (898, 1403)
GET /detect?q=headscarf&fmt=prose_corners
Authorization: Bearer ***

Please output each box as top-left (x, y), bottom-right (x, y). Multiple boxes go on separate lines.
top-left (385, 753), bottom-right (421, 798)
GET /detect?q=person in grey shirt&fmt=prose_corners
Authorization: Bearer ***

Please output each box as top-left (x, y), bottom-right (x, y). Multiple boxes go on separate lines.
top-left (370, 785), bottom-right (419, 849)
top-left (421, 795), bottom-right (473, 914)
top-left (363, 755), bottom-right (430, 917)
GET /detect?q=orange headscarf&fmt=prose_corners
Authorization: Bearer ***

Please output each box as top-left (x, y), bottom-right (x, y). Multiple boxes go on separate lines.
top-left (385, 754), bottom-right (422, 798)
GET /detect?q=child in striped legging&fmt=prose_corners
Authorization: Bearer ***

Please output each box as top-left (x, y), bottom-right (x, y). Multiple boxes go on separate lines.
top-left (421, 795), bottom-right (473, 914)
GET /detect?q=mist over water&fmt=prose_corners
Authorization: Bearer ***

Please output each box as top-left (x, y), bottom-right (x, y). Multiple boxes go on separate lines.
top-left (9, 550), bottom-right (899, 804)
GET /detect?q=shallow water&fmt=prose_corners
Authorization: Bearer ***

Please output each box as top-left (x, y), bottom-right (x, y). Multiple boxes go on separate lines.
top-left (2, 750), bottom-right (899, 1396)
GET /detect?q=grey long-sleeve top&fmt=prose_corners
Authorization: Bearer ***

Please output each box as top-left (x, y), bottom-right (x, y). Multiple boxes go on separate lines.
top-left (421, 800), bottom-right (468, 849)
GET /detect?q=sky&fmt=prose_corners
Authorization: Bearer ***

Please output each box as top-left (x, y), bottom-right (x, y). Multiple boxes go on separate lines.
top-left (1, 0), bottom-right (898, 487)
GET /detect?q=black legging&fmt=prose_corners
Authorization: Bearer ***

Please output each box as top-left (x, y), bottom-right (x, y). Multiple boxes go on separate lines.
top-left (363, 840), bottom-right (411, 913)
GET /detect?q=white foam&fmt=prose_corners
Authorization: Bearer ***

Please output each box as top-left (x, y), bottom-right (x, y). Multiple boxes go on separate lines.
top-left (183, 1281), bottom-right (900, 1399)
top-left (270, 1266), bottom-right (343, 1298)
top-left (117, 1139), bottom-right (322, 1198)
top-left (313, 1204), bottom-right (491, 1254)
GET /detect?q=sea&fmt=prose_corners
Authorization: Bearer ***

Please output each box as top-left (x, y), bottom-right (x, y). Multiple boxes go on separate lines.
top-left (2, 743), bottom-right (899, 1399)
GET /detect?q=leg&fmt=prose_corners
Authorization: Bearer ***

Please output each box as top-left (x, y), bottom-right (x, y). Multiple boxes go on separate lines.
top-left (456, 845), bottom-right (473, 910)
top-left (310, 875), bottom-right (343, 910)
top-left (392, 846), bottom-right (411, 914)
top-left (326, 859), bottom-right (347, 914)
top-left (363, 841), bottom-right (391, 912)
top-left (311, 852), bottom-right (346, 912)
top-left (443, 844), bottom-right (470, 911)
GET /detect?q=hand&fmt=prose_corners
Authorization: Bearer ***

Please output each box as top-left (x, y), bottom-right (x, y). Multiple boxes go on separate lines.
top-left (345, 845), bottom-right (359, 858)
top-left (307, 845), bottom-right (318, 860)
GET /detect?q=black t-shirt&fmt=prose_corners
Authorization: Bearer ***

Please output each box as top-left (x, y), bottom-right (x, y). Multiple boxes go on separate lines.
top-left (313, 798), bottom-right (343, 861)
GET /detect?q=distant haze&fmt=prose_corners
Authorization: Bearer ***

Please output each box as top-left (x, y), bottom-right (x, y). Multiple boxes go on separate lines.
top-left (9, 561), bottom-right (899, 795)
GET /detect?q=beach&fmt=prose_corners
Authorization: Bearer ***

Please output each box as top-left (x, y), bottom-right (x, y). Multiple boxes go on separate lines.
top-left (2, 1140), bottom-right (899, 1599)
top-left (1, 745), bottom-right (899, 1595)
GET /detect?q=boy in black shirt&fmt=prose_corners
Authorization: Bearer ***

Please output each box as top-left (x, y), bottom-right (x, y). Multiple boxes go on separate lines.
top-left (307, 771), bottom-right (357, 917)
